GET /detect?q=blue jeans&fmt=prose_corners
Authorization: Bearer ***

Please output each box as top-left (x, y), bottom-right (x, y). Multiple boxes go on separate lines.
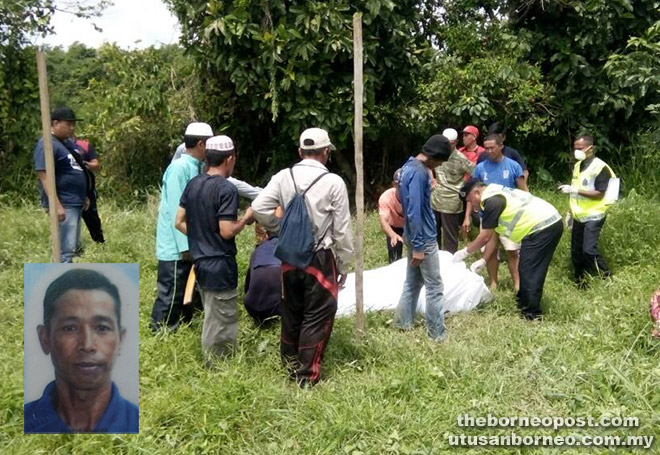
top-left (59, 206), bottom-right (82, 263)
top-left (394, 242), bottom-right (445, 339)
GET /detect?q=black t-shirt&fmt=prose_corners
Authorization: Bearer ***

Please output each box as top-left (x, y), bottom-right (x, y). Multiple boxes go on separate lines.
top-left (481, 195), bottom-right (507, 229)
top-left (180, 174), bottom-right (239, 291)
top-left (579, 157), bottom-right (611, 192)
top-left (477, 145), bottom-right (527, 171)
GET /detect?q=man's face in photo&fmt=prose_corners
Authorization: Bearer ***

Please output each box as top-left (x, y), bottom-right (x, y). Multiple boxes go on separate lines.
top-left (38, 289), bottom-right (125, 392)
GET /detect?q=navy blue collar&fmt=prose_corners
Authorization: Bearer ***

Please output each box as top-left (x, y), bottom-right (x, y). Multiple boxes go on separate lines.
top-left (24, 381), bottom-right (138, 433)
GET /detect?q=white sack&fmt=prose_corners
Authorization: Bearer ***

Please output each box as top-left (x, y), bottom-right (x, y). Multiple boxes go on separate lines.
top-left (337, 250), bottom-right (493, 317)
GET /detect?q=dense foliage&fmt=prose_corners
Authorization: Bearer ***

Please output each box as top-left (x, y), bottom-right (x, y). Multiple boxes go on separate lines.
top-left (1, 0), bottom-right (659, 201)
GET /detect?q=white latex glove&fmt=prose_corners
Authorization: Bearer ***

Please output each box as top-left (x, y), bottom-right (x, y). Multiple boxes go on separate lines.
top-left (452, 247), bottom-right (470, 263)
top-left (558, 184), bottom-right (578, 195)
top-left (470, 258), bottom-right (486, 273)
top-left (564, 211), bottom-right (573, 229)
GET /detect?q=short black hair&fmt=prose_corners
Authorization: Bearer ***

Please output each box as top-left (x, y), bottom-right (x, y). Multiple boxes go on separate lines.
top-left (206, 148), bottom-right (235, 167)
top-left (300, 146), bottom-right (328, 157)
top-left (484, 133), bottom-right (503, 145)
top-left (575, 133), bottom-right (594, 146)
top-left (184, 135), bottom-right (208, 149)
top-left (43, 269), bottom-right (121, 329)
top-left (487, 121), bottom-right (507, 136)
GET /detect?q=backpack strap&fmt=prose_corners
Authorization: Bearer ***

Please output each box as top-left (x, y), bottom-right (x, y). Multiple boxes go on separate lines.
top-left (302, 172), bottom-right (329, 196)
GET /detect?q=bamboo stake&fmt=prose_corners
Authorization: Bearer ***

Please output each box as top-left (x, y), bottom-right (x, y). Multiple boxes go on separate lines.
top-left (353, 13), bottom-right (365, 340)
top-left (36, 50), bottom-right (61, 263)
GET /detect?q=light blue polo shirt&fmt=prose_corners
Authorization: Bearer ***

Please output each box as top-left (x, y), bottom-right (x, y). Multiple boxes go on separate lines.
top-left (156, 153), bottom-right (203, 261)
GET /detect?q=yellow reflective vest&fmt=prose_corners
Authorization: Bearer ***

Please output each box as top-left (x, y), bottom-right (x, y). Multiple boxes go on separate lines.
top-left (570, 157), bottom-right (616, 222)
top-left (481, 185), bottom-right (561, 244)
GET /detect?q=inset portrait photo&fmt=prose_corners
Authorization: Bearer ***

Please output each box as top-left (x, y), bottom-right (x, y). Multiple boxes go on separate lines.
top-left (24, 263), bottom-right (139, 434)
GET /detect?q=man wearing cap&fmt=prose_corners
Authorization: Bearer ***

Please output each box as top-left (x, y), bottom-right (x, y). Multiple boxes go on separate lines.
top-left (34, 107), bottom-right (90, 263)
top-left (393, 134), bottom-right (451, 341)
top-left (251, 127), bottom-right (353, 386)
top-left (459, 125), bottom-right (485, 164)
top-left (469, 132), bottom-right (528, 291)
top-left (431, 128), bottom-right (475, 254)
top-left (151, 122), bottom-right (213, 332)
top-left (175, 135), bottom-right (254, 363)
top-left (378, 168), bottom-right (405, 263)
top-left (453, 179), bottom-right (563, 320)
top-left (558, 134), bottom-right (615, 285)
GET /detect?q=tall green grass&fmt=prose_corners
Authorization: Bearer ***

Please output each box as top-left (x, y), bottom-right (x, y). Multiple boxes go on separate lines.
top-left (1, 191), bottom-right (659, 454)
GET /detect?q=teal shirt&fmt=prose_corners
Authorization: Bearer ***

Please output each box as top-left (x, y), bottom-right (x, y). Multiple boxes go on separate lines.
top-left (156, 153), bottom-right (203, 260)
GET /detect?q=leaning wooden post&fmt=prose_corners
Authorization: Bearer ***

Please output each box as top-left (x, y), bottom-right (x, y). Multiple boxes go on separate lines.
top-left (353, 13), bottom-right (365, 340)
top-left (36, 50), bottom-right (61, 263)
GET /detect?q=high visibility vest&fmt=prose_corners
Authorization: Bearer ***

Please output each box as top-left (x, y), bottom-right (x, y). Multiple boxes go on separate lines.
top-left (481, 185), bottom-right (561, 243)
top-left (570, 157), bottom-right (616, 222)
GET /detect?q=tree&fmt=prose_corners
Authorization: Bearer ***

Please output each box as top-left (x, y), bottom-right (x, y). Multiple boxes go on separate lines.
top-left (165, 0), bottom-right (441, 190)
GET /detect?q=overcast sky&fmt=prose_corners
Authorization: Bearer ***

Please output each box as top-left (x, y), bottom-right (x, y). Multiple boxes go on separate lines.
top-left (36, 0), bottom-right (181, 49)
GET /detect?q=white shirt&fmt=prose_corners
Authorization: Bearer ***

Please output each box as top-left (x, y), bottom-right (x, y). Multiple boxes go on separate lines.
top-left (251, 159), bottom-right (354, 274)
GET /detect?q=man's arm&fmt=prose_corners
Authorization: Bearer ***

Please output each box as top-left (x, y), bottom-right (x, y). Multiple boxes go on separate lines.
top-left (219, 208), bottom-right (254, 240)
top-left (516, 176), bottom-right (529, 192)
top-left (402, 171), bottom-right (425, 253)
top-left (175, 207), bottom-right (187, 235)
top-left (468, 228), bottom-right (496, 256)
top-left (330, 179), bottom-right (354, 284)
top-left (378, 213), bottom-right (403, 247)
top-left (85, 158), bottom-right (100, 172)
top-left (251, 173), bottom-right (284, 232)
top-left (166, 166), bottom-right (192, 253)
top-left (227, 176), bottom-right (262, 200)
top-left (36, 171), bottom-right (66, 221)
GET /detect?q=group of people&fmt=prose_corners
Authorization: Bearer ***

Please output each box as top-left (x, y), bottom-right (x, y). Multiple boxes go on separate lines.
top-left (378, 123), bottom-right (617, 326)
top-left (35, 110), bottom-right (617, 386)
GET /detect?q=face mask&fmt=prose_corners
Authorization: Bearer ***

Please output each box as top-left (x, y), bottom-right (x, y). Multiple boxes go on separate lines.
top-left (574, 149), bottom-right (587, 161)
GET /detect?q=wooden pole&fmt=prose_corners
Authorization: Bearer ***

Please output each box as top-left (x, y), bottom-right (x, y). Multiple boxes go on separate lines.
top-left (353, 13), bottom-right (365, 340)
top-left (36, 50), bottom-right (61, 263)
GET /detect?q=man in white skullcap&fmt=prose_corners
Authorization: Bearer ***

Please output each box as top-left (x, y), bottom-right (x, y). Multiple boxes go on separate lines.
top-left (175, 135), bottom-right (254, 364)
top-left (152, 122), bottom-right (213, 332)
top-left (430, 128), bottom-right (475, 253)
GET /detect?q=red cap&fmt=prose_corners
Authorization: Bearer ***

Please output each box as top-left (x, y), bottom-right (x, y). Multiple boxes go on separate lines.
top-left (462, 125), bottom-right (479, 137)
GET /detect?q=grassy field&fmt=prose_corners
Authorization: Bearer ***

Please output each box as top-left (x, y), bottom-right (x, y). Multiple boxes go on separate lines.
top-left (1, 190), bottom-right (659, 454)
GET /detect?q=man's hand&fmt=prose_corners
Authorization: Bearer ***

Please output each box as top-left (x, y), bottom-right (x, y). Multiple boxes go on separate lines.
top-left (564, 211), bottom-right (573, 229)
top-left (411, 251), bottom-right (425, 267)
top-left (337, 273), bottom-right (347, 288)
top-left (390, 234), bottom-right (403, 248)
top-left (558, 184), bottom-right (578, 195)
top-left (181, 250), bottom-right (192, 262)
top-left (243, 207), bottom-right (255, 225)
top-left (83, 197), bottom-right (90, 211)
top-left (453, 247), bottom-right (470, 262)
top-left (462, 217), bottom-right (471, 233)
top-left (56, 205), bottom-right (66, 222)
top-left (470, 258), bottom-right (486, 273)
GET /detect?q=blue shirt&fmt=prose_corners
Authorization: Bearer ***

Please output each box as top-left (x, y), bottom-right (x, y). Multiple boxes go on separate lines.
top-left (399, 157), bottom-right (436, 252)
top-left (156, 153), bottom-right (203, 260)
top-left (24, 381), bottom-right (138, 434)
top-left (473, 156), bottom-right (523, 189)
top-left (34, 136), bottom-right (87, 208)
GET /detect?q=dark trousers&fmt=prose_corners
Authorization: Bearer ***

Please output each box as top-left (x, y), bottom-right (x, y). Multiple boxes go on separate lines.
top-left (439, 212), bottom-right (462, 254)
top-left (387, 226), bottom-right (404, 264)
top-left (280, 249), bottom-right (338, 385)
top-left (151, 259), bottom-right (201, 331)
top-left (82, 190), bottom-right (105, 243)
top-left (433, 211), bottom-right (443, 250)
top-left (571, 217), bottom-right (610, 281)
top-left (516, 220), bottom-right (563, 319)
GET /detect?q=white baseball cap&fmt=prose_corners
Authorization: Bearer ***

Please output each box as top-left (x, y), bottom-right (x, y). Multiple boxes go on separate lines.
top-left (299, 127), bottom-right (336, 151)
top-left (185, 122), bottom-right (213, 137)
top-left (206, 135), bottom-right (235, 151)
top-left (442, 128), bottom-right (458, 141)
